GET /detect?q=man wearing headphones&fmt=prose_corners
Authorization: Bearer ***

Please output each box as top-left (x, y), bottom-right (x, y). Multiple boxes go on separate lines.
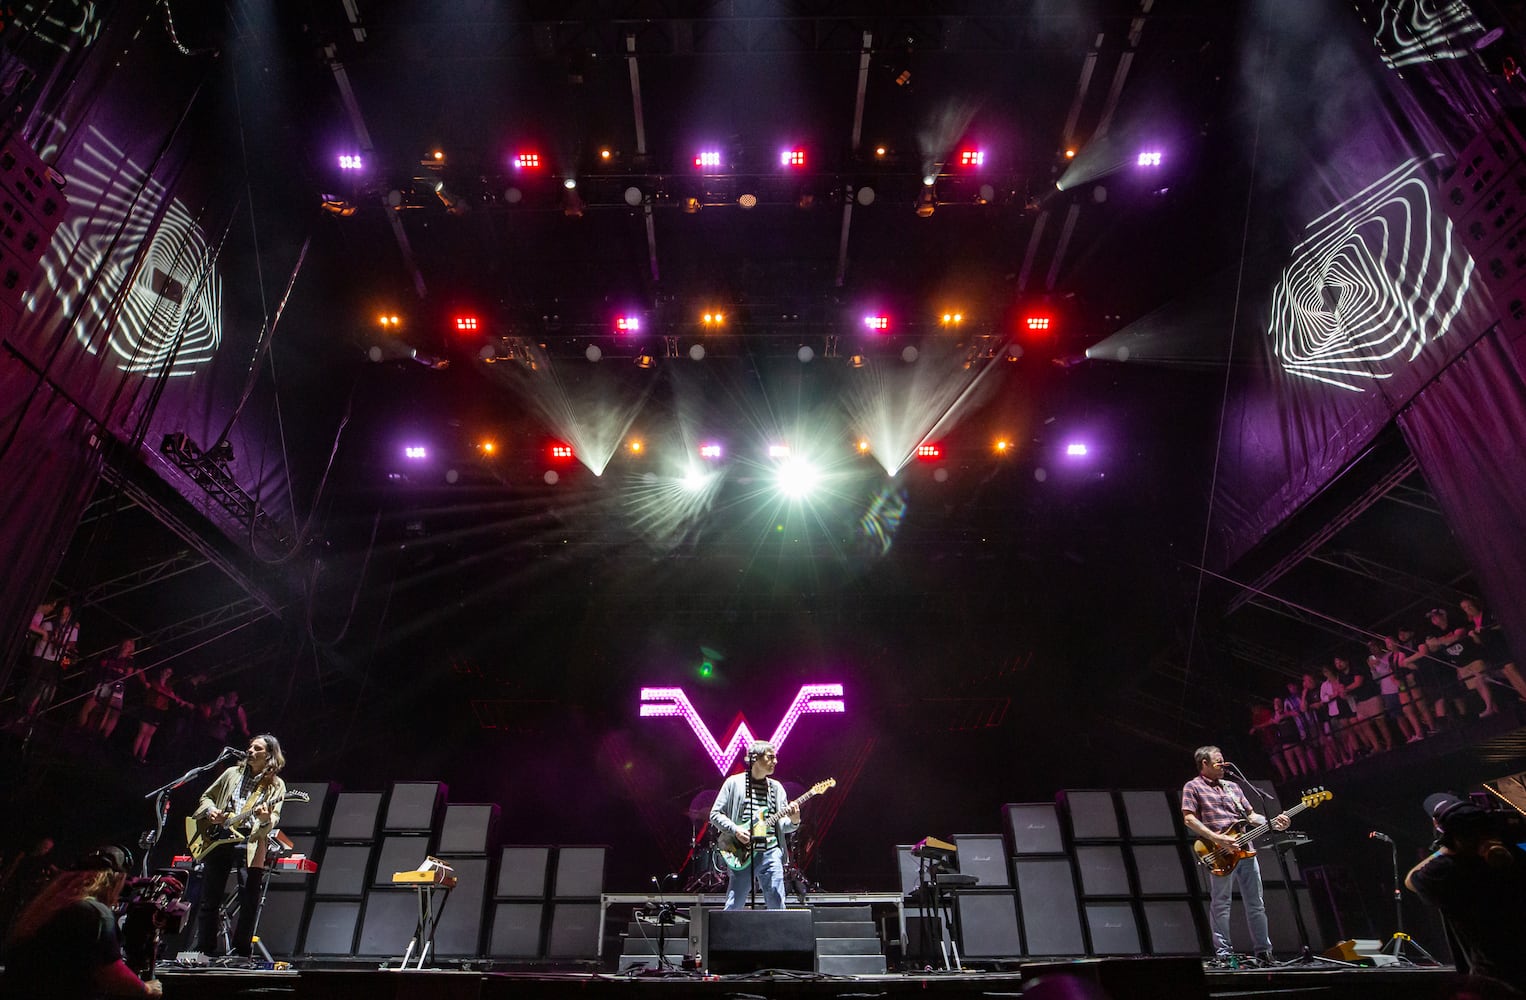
top-left (709, 741), bottom-right (800, 910)
top-left (1406, 795), bottom-right (1526, 992)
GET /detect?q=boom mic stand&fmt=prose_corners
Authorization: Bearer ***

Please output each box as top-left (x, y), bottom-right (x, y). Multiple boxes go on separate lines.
top-left (140, 748), bottom-right (241, 877)
top-left (1372, 832), bottom-right (1436, 966)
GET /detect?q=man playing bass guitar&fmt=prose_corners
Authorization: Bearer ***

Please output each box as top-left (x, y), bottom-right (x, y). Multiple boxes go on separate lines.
top-left (1181, 745), bottom-right (1289, 968)
top-left (709, 741), bottom-right (800, 910)
top-left (189, 735), bottom-right (287, 957)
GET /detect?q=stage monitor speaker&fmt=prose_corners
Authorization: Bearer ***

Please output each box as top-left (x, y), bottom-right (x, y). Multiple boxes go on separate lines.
top-left (439, 803), bottom-right (499, 855)
top-left (1120, 790), bottom-right (1179, 840)
top-left (951, 834), bottom-right (1010, 888)
top-left (384, 781), bottom-right (444, 832)
top-left (1075, 844), bottom-right (1131, 897)
top-left (355, 890), bottom-right (417, 956)
top-left (1003, 803), bottom-right (1065, 855)
top-left (432, 856), bottom-right (488, 956)
top-left (277, 782), bottom-right (334, 831)
top-left (1084, 901), bottom-right (1141, 955)
top-left (552, 845), bottom-right (607, 898)
top-left (954, 890), bottom-right (1023, 959)
top-left (496, 846), bottom-right (552, 898)
top-left (256, 888), bottom-right (307, 957)
top-left (1060, 790), bottom-right (1120, 840)
top-left (372, 835), bottom-right (431, 887)
top-left (546, 902), bottom-right (602, 959)
top-left (1132, 843), bottom-right (1190, 896)
top-left (1022, 956), bottom-right (1208, 1000)
top-left (1014, 857), bottom-right (1085, 956)
top-left (314, 844), bottom-right (372, 897)
top-left (303, 900), bottom-right (361, 955)
top-left (703, 908), bottom-right (816, 974)
top-left (488, 902), bottom-right (545, 958)
top-left (1141, 899), bottom-right (1203, 955)
top-left (327, 791), bottom-right (383, 841)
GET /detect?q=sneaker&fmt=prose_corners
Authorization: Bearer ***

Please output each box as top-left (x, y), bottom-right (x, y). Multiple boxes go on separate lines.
top-left (1255, 951), bottom-right (1276, 967)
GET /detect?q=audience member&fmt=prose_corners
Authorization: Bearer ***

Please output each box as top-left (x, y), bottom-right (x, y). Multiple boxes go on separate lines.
top-left (130, 667), bottom-right (190, 763)
top-left (1461, 598), bottom-right (1526, 705)
top-left (20, 602), bottom-right (78, 723)
top-left (77, 639), bottom-right (135, 740)
top-left (1426, 607), bottom-right (1495, 717)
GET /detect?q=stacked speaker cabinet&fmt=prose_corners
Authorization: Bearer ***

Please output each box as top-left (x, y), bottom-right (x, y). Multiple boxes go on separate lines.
top-left (430, 804), bottom-right (499, 959)
top-left (1121, 790), bottom-right (1203, 956)
top-left (303, 790), bottom-right (382, 956)
top-left (259, 781), bottom-right (333, 957)
top-left (1005, 803), bottom-right (1085, 958)
top-left (948, 833), bottom-right (1020, 961)
top-left (488, 846), bottom-right (552, 960)
top-left (0, 140), bottom-right (65, 334)
top-left (546, 846), bottom-right (607, 960)
top-left (1062, 790), bottom-right (1141, 956)
top-left (354, 782), bottom-right (443, 959)
top-left (1438, 111), bottom-right (1526, 341)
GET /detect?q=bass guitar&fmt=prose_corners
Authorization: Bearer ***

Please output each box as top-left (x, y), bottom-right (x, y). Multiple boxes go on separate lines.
top-left (1193, 787), bottom-right (1331, 876)
top-left (185, 789), bottom-right (310, 861)
top-left (717, 778), bottom-right (835, 871)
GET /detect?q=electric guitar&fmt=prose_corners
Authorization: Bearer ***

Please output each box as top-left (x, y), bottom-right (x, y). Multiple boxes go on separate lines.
top-left (717, 778), bottom-right (835, 871)
top-left (1193, 787), bottom-right (1331, 876)
top-left (185, 789), bottom-right (309, 861)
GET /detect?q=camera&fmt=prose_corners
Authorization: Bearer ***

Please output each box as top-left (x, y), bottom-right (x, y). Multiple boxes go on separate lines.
top-left (1429, 793), bottom-right (1526, 858)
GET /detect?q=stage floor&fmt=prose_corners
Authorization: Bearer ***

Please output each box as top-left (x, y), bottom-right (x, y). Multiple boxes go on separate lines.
top-left (147, 961), bottom-right (1475, 1000)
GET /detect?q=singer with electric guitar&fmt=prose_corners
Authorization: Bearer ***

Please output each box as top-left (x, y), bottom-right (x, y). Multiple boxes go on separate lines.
top-left (709, 741), bottom-right (831, 910)
top-left (1181, 745), bottom-right (1291, 967)
top-left (189, 735), bottom-right (288, 957)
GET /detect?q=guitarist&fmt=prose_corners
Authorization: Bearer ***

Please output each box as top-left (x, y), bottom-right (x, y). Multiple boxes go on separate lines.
top-left (189, 734), bottom-right (286, 957)
top-left (709, 742), bottom-right (800, 910)
top-left (1181, 745), bottom-right (1289, 968)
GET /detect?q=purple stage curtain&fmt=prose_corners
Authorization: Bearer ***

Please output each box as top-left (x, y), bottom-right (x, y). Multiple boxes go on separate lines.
top-left (1397, 330), bottom-right (1526, 668)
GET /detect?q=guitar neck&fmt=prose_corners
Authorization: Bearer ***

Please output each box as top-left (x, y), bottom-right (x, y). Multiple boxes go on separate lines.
top-left (1235, 801), bottom-right (1308, 845)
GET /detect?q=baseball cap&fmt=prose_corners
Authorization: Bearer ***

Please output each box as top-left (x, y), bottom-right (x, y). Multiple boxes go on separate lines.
top-left (1427, 607), bottom-right (1447, 617)
top-left (74, 845), bottom-right (131, 874)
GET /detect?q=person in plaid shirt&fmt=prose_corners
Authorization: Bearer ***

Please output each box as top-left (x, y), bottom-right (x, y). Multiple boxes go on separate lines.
top-left (1182, 745), bottom-right (1290, 967)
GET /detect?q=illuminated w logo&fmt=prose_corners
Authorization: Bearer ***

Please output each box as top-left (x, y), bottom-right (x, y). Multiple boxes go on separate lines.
top-left (640, 684), bottom-right (845, 774)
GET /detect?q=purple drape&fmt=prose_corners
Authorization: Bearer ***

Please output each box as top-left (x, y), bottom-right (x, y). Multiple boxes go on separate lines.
top-left (1397, 330), bottom-right (1526, 668)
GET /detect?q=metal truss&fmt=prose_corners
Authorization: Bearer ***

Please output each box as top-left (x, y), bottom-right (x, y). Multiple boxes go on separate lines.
top-left (68, 550), bottom-right (208, 608)
top-left (158, 433), bottom-right (289, 548)
top-left (1307, 549), bottom-right (1472, 606)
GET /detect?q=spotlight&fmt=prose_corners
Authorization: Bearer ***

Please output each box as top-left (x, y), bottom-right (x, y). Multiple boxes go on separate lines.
top-left (599, 148), bottom-right (613, 161)
top-left (856, 439), bottom-right (871, 453)
top-left (1136, 151), bottom-right (1163, 167)
top-left (1024, 315), bottom-right (1052, 332)
top-left (634, 352), bottom-right (655, 369)
top-left (994, 439), bottom-right (1012, 454)
top-left (563, 184), bottom-right (584, 217)
top-left (378, 314), bottom-right (401, 328)
top-left (875, 146), bottom-right (888, 157)
top-left (701, 311), bottom-right (725, 326)
top-left (700, 443), bottom-right (723, 460)
top-left (628, 439), bottom-right (644, 454)
top-left (207, 440), bottom-right (234, 465)
top-left (940, 312), bottom-right (963, 326)
top-left (847, 353), bottom-right (866, 368)
top-left (337, 154), bottom-right (364, 170)
top-left (694, 151), bottom-right (722, 169)
top-left (514, 152), bottom-right (541, 169)
top-left (781, 148), bottom-right (807, 168)
top-left (738, 193), bottom-right (758, 209)
top-left (404, 445), bottom-right (428, 460)
top-left (768, 444), bottom-right (791, 458)
top-left (433, 181), bottom-right (468, 215)
top-left (683, 196), bottom-right (702, 214)
top-left (616, 316), bottom-right (640, 332)
top-left (774, 458), bottom-right (820, 499)
top-left (479, 440), bottom-right (498, 456)
top-left (1065, 442), bottom-right (1089, 457)
top-left (915, 186), bottom-right (936, 217)
top-left (550, 444), bottom-right (574, 460)
top-left (863, 315), bottom-right (889, 331)
top-left (915, 443), bottom-right (942, 459)
top-left (958, 150), bottom-right (985, 167)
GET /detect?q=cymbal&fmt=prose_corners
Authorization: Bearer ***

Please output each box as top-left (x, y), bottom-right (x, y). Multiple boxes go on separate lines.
top-left (687, 790), bottom-right (719, 821)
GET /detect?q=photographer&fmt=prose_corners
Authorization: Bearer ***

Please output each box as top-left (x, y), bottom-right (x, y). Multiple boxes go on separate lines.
top-left (1405, 794), bottom-right (1526, 993)
top-left (1, 846), bottom-right (162, 998)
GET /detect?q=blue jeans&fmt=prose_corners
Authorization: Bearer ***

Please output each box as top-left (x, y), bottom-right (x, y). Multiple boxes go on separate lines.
top-left (1208, 855), bottom-right (1271, 956)
top-left (724, 845), bottom-right (786, 910)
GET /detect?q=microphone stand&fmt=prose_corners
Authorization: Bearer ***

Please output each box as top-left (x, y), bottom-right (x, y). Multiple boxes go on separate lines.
top-left (139, 749), bottom-right (240, 878)
top-left (1375, 833), bottom-right (1436, 966)
top-left (1222, 763), bottom-right (1354, 968)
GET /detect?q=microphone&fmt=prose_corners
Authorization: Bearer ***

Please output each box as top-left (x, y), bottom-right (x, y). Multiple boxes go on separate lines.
top-left (225, 747), bottom-right (248, 760)
top-left (1369, 831), bottom-right (1393, 843)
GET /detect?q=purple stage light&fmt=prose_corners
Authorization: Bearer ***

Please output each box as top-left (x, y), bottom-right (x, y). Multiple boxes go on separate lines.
top-left (1065, 442), bottom-right (1088, 457)
top-left (338, 154), bottom-right (364, 170)
top-left (1136, 151), bottom-right (1162, 167)
top-left (640, 684), bottom-right (845, 774)
top-left (404, 445), bottom-right (427, 460)
top-left (700, 443), bottom-right (724, 460)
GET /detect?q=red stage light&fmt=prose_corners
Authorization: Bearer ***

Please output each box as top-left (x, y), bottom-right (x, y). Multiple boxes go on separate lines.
top-left (916, 444), bottom-right (942, 459)
top-left (616, 315), bottom-right (640, 332)
top-left (550, 444), bottom-right (574, 460)
top-left (454, 316), bottom-right (479, 332)
top-left (514, 152), bottom-right (541, 169)
top-left (781, 149), bottom-right (806, 168)
top-left (863, 315), bottom-right (889, 331)
top-left (959, 150), bottom-right (985, 167)
top-left (1024, 315), bottom-right (1052, 332)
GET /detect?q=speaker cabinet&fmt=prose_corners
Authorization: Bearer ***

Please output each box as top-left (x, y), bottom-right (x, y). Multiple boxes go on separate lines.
top-left (314, 844), bottom-right (372, 897)
top-left (432, 856), bottom-right (488, 956)
top-left (546, 902), bottom-right (602, 959)
top-left (488, 902), bottom-right (545, 958)
top-left (1004, 803), bottom-right (1065, 855)
top-left (1022, 956), bottom-right (1208, 1000)
top-left (1075, 845), bottom-right (1131, 897)
top-left (1142, 899), bottom-right (1203, 955)
top-left (1132, 843), bottom-right (1190, 896)
top-left (439, 803), bottom-right (498, 855)
top-left (1084, 901), bottom-right (1141, 954)
top-left (372, 835), bottom-right (431, 887)
top-left (278, 782), bottom-right (334, 831)
top-left (951, 834), bottom-right (1010, 888)
top-left (256, 888), bottom-right (307, 957)
top-left (1227, 884), bottom-right (1316, 954)
top-left (1014, 857), bottom-right (1085, 956)
top-left (496, 846), bottom-right (552, 898)
top-left (327, 792), bottom-right (383, 841)
top-left (703, 908), bottom-right (816, 974)
top-left (552, 846), bottom-right (607, 898)
top-left (1121, 790), bottom-right (1179, 840)
top-left (356, 891), bottom-right (417, 957)
top-left (303, 900), bottom-right (361, 955)
top-left (954, 891), bottom-right (1022, 959)
top-left (384, 782), bottom-right (444, 832)
top-left (1060, 790), bottom-right (1120, 840)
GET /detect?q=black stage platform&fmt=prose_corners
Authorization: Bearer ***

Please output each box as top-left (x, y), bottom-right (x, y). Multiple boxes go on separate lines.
top-left (147, 962), bottom-right (1475, 1000)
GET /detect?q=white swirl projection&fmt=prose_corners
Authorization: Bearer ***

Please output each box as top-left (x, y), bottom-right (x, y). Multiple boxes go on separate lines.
top-left (1267, 156), bottom-right (1473, 392)
top-left (1372, 0), bottom-right (1482, 69)
top-left (27, 125), bottom-right (222, 378)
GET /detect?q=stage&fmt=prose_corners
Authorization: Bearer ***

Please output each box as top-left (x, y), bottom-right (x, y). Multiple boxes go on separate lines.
top-left (145, 962), bottom-right (1473, 1000)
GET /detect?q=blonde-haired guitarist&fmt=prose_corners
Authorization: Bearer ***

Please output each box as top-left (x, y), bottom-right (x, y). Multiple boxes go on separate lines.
top-left (709, 741), bottom-right (800, 910)
top-left (190, 735), bottom-right (287, 957)
top-left (1181, 745), bottom-right (1289, 968)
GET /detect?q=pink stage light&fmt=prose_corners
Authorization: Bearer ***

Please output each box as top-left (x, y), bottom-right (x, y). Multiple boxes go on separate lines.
top-left (958, 150), bottom-right (985, 167)
top-left (338, 154), bottom-right (364, 170)
top-left (1065, 442), bottom-right (1089, 457)
top-left (781, 148), bottom-right (806, 168)
top-left (694, 151), bottom-right (722, 169)
top-left (616, 315), bottom-right (640, 332)
top-left (640, 684), bottom-right (846, 774)
top-left (1136, 151), bottom-right (1162, 167)
top-left (404, 445), bottom-right (427, 460)
top-left (700, 443), bottom-right (723, 459)
top-left (863, 315), bottom-right (889, 331)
